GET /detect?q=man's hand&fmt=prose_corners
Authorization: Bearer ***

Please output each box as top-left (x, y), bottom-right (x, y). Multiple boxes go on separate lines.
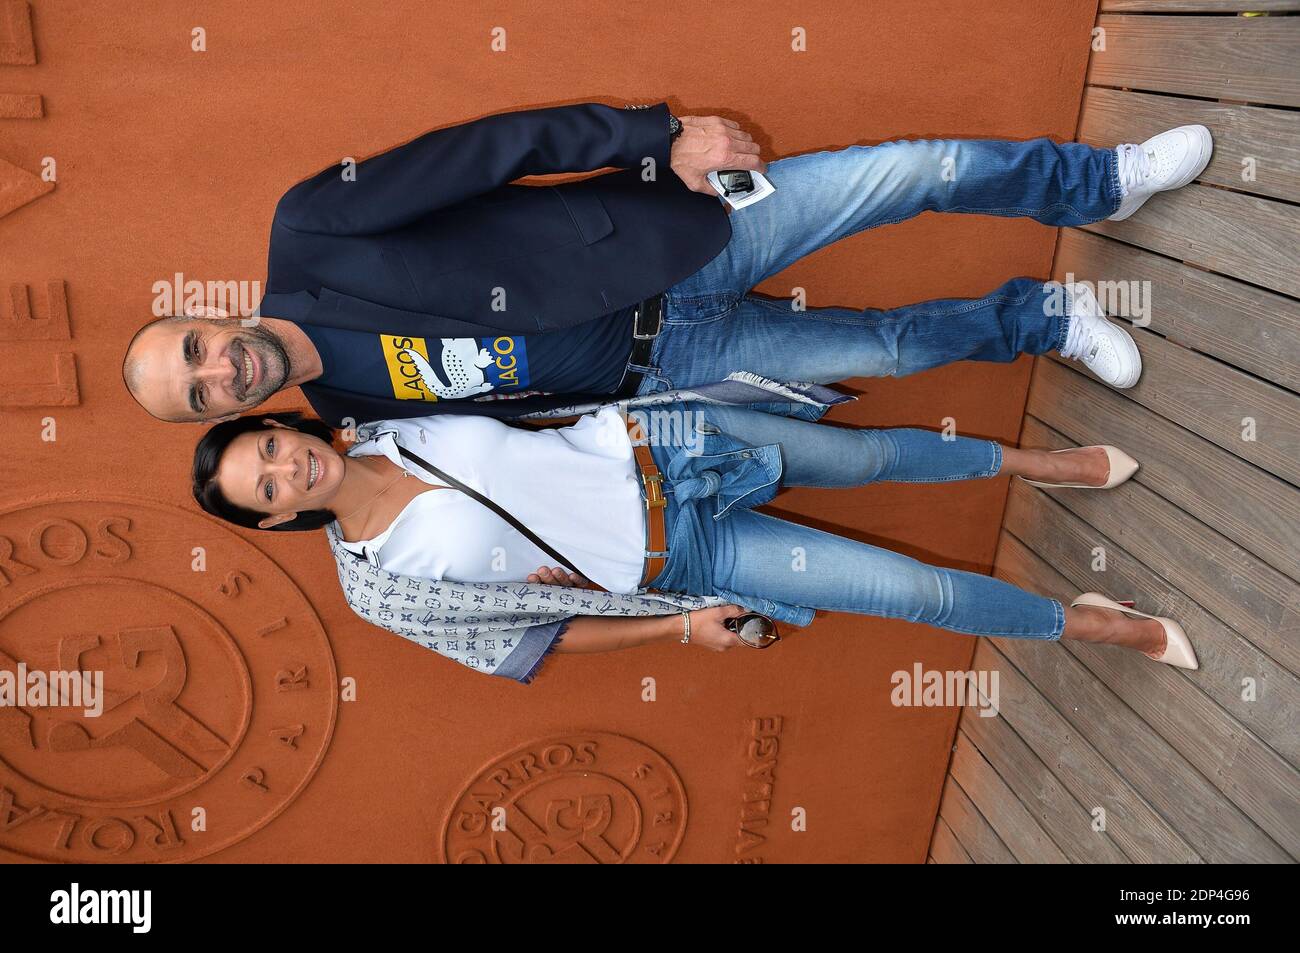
top-left (527, 565), bottom-right (597, 589)
top-left (669, 116), bottom-right (767, 196)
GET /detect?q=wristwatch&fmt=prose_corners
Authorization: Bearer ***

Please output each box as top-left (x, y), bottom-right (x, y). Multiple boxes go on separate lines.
top-left (624, 104), bottom-right (683, 142)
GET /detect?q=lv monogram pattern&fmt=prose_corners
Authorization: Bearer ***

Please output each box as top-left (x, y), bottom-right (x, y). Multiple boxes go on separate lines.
top-left (328, 522), bottom-right (722, 678)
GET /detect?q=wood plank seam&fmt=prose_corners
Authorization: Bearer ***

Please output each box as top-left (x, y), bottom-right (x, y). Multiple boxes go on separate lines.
top-left (973, 640), bottom-right (1202, 862)
top-left (995, 523), bottom-right (1298, 859)
top-left (1000, 484), bottom-right (1300, 769)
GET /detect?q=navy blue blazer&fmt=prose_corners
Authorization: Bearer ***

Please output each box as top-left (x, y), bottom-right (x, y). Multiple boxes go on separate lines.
top-left (258, 101), bottom-right (733, 425)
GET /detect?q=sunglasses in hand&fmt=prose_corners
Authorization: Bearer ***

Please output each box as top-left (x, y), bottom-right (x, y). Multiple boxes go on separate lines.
top-left (725, 612), bottom-right (780, 649)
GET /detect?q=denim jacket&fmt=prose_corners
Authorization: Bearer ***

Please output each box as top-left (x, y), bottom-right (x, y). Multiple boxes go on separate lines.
top-left (650, 414), bottom-right (817, 627)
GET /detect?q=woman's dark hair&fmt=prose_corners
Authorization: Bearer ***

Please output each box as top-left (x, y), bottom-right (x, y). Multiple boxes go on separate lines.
top-left (192, 412), bottom-right (339, 532)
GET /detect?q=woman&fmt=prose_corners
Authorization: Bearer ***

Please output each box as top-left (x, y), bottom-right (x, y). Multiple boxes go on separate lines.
top-left (191, 400), bottom-right (1196, 682)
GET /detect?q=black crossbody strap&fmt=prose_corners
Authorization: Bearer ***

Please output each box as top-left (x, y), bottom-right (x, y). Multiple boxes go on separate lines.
top-left (396, 445), bottom-right (584, 576)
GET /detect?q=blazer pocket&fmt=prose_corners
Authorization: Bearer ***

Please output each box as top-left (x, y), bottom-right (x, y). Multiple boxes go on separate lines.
top-left (550, 187), bottom-right (614, 245)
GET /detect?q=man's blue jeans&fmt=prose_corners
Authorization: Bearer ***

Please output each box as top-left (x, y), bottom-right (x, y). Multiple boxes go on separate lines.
top-left (632, 136), bottom-right (1121, 392)
top-left (645, 402), bottom-right (1065, 639)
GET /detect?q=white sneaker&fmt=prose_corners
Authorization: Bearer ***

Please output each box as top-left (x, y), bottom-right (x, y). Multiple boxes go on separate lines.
top-left (1109, 124), bottom-right (1213, 221)
top-left (1058, 283), bottom-right (1142, 389)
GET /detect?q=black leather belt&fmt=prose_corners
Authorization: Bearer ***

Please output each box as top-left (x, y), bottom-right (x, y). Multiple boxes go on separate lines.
top-left (613, 293), bottom-right (664, 397)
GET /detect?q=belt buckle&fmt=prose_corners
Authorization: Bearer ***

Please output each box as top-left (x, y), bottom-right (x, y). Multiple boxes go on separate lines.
top-left (632, 296), bottom-right (661, 340)
top-left (642, 471), bottom-right (667, 509)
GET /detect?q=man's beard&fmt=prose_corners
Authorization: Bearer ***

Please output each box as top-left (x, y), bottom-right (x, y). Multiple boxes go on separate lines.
top-left (228, 322), bottom-right (290, 408)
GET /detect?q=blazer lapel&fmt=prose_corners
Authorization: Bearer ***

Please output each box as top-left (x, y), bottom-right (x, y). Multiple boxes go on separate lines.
top-left (299, 381), bottom-right (593, 426)
top-left (312, 287), bottom-right (508, 338)
top-left (259, 287), bottom-right (508, 339)
top-left (256, 290), bottom-right (319, 322)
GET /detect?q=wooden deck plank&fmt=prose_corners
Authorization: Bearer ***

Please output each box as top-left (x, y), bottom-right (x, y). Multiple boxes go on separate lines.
top-left (938, 774), bottom-right (1018, 864)
top-left (1101, 1), bottom-right (1300, 12)
top-left (1020, 415), bottom-right (1300, 669)
top-left (994, 528), bottom-right (1297, 860)
top-left (959, 701), bottom-right (1130, 863)
top-left (972, 641), bottom-right (1201, 862)
top-left (930, 816), bottom-right (973, 864)
top-left (988, 617), bottom-right (1287, 863)
top-left (1082, 184), bottom-right (1300, 298)
top-left (1047, 329), bottom-right (1300, 488)
top-left (950, 729), bottom-right (1070, 863)
top-left (1088, 14), bottom-right (1300, 107)
top-left (1029, 356), bottom-right (1300, 583)
top-left (1002, 482), bottom-right (1300, 767)
top-left (965, 0), bottom-right (1300, 868)
top-left (1077, 87), bottom-right (1300, 204)
top-left (1056, 229), bottom-right (1300, 394)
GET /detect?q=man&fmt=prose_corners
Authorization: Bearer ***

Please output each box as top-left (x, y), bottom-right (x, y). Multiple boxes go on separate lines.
top-left (123, 100), bottom-right (1212, 424)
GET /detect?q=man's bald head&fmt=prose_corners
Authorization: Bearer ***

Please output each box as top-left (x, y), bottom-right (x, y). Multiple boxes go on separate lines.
top-left (123, 315), bottom-right (291, 422)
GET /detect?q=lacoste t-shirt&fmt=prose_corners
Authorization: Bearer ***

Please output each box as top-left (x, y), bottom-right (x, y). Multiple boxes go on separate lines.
top-left (296, 307), bottom-right (635, 404)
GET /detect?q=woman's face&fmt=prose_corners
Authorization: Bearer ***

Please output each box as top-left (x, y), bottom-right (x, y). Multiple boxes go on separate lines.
top-left (214, 422), bottom-right (345, 528)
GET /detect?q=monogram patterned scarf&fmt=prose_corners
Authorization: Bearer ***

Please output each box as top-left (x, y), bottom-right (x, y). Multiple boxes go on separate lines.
top-left (327, 529), bottom-right (725, 683)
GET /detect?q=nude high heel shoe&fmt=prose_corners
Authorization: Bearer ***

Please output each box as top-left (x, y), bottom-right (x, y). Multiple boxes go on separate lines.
top-left (1019, 445), bottom-right (1139, 489)
top-left (1070, 592), bottom-right (1198, 670)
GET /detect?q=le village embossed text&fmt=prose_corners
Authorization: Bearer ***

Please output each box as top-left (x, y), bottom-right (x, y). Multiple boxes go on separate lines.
top-left (733, 715), bottom-right (783, 862)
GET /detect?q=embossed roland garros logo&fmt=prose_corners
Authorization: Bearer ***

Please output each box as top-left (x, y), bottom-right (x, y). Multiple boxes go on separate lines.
top-left (0, 498), bottom-right (337, 863)
top-left (442, 732), bottom-right (687, 864)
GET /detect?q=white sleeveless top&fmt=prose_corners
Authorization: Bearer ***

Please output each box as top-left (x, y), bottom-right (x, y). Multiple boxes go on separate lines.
top-left (332, 406), bottom-right (647, 592)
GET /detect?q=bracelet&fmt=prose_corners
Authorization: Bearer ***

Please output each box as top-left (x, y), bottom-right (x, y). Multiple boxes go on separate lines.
top-left (679, 610), bottom-right (691, 645)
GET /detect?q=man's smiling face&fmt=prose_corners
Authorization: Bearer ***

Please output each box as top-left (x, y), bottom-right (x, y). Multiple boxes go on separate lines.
top-left (124, 316), bottom-right (291, 422)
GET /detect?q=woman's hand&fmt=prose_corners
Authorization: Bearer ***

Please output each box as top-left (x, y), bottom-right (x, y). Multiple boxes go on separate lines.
top-left (527, 565), bottom-right (597, 589)
top-left (554, 603), bottom-right (752, 655)
top-left (684, 604), bottom-right (747, 652)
